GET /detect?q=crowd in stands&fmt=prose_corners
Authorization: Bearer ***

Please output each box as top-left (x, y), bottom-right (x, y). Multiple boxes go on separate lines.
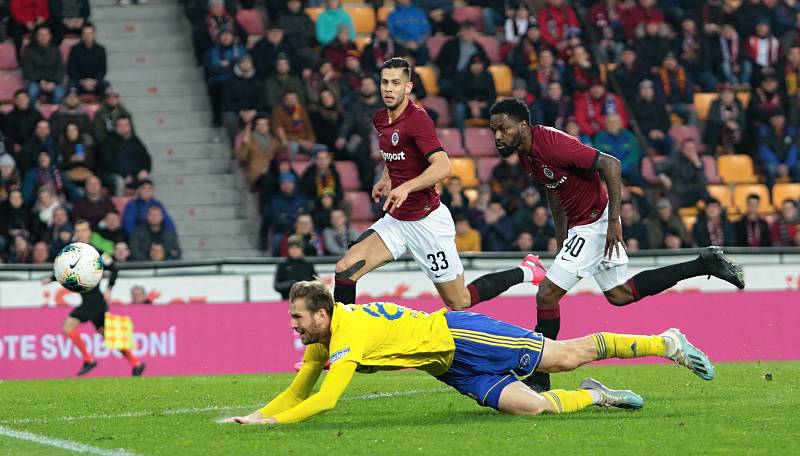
top-left (0, 0), bottom-right (180, 264)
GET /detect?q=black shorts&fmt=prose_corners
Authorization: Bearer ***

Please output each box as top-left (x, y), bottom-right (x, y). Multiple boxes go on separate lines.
top-left (69, 288), bottom-right (108, 330)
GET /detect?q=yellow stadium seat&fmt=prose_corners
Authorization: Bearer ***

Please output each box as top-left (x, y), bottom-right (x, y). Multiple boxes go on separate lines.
top-left (346, 6), bottom-right (376, 34)
top-left (355, 36), bottom-right (372, 52)
top-left (488, 64), bottom-right (513, 95)
top-left (772, 183), bottom-right (800, 209)
top-left (305, 7), bottom-right (323, 22)
top-left (415, 65), bottom-right (439, 96)
top-left (693, 93), bottom-right (716, 122)
top-left (678, 207), bottom-right (698, 217)
top-left (717, 154), bottom-right (757, 184)
top-left (733, 184), bottom-right (772, 214)
top-left (736, 91), bottom-right (750, 107)
top-left (707, 184), bottom-right (733, 208)
top-left (450, 158), bottom-right (479, 188)
top-left (681, 215), bottom-right (697, 231)
top-left (377, 6), bottom-right (393, 23)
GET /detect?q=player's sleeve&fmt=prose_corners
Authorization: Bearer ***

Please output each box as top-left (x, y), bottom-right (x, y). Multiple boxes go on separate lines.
top-left (540, 126), bottom-right (599, 171)
top-left (257, 344), bottom-right (328, 418)
top-left (102, 254), bottom-right (119, 288)
top-left (412, 109), bottom-right (445, 158)
top-left (269, 360), bottom-right (358, 423)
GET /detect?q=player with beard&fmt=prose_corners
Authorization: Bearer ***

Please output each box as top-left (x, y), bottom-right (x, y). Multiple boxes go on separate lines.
top-left (332, 58), bottom-right (546, 313)
top-left (488, 98), bottom-right (745, 392)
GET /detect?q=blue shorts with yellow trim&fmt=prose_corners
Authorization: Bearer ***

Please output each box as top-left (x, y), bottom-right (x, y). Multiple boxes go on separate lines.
top-left (436, 311), bottom-right (545, 409)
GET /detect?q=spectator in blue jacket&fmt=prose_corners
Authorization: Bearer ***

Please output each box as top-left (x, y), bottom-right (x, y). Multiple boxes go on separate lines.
top-left (315, 0), bottom-right (355, 46)
top-left (204, 27), bottom-right (247, 126)
top-left (758, 113), bottom-right (800, 189)
top-left (592, 113), bottom-right (645, 187)
top-left (480, 200), bottom-right (515, 251)
top-left (122, 179), bottom-right (176, 237)
top-left (21, 150), bottom-right (78, 206)
top-left (269, 171), bottom-right (311, 255)
top-left (387, 0), bottom-right (431, 64)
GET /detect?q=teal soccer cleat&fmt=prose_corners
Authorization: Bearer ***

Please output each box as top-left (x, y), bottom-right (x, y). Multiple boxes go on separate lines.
top-left (579, 377), bottom-right (644, 410)
top-left (660, 328), bottom-right (715, 380)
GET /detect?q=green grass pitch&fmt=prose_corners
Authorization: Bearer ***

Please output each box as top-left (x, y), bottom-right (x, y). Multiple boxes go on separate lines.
top-left (1, 361), bottom-right (798, 455)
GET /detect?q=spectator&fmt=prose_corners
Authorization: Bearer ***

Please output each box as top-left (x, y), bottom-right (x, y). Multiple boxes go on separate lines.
top-left (50, 88), bottom-right (91, 136)
top-left (631, 80), bottom-right (672, 156)
top-left (50, 0), bottom-right (89, 36)
top-left (192, 0), bottom-right (246, 65)
top-left (221, 54), bottom-right (264, 141)
top-left (8, 0), bottom-right (51, 60)
top-left (435, 21), bottom-right (487, 98)
top-left (705, 84), bottom-right (746, 155)
top-left (309, 89), bottom-right (344, 154)
top-left (271, 91), bottom-right (319, 157)
top-left (564, 45), bottom-right (600, 96)
top-left (658, 139), bottom-right (710, 208)
top-left (734, 193), bottom-right (771, 247)
top-left (787, 46), bottom-right (800, 126)
top-left (747, 70), bottom-right (787, 133)
top-left (539, 82), bottom-right (573, 130)
top-left (278, 213), bottom-right (324, 257)
top-left (387, 0), bottom-right (430, 64)
top-left (130, 285), bottom-right (152, 304)
top-left (321, 25), bottom-right (359, 71)
top-left (511, 186), bottom-right (543, 233)
top-left (338, 50), bottom-right (368, 104)
top-left (635, 19), bottom-right (672, 72)
top-left (312, 191), bottom-right (337, 231)
top-left (263, 53), bottom-right (305, 112)
top-left (204, 27), bottom-right (247, 127)
top-left (130, 205), bottom-right (181, 261)
top-left (97, 211), bottom-right (127, 244)
top-left (564, 116), bottom-right (592, 146)
top-left (38, 205), bottom-right (71, 245)
top-left (361, 22), bottom-right (407, 74)
top-left (316, 0), bottom-right (354, 46)
top-left (527, 205), bottom-right (556, 252)
top-left (423, 1), bottom-right (458, 36)
top-left (21, 25), bottom-right (65, 104)
top-left (489, 152), bottom-right (531, 213)
top-left (480, 200), bottom-right (515, 251)
top-left (92, 87), bottom-right (132, 146)
top-left (71, 176), bottom-right (116, 228)
top-left (692, 198), bottom-right (736, 247)
top-left (268, 171), bottom-right (310, 254)
top-left (758, 113), bottom-right (800, 189)
top-left (592, 113), bottom-right (644, 187)
top-left (770, 198), bottom-right (800, 246)
top-left (440, 175), bottom-right (471, 221)
top-left (21, 150), bottom-right (78, 206)
top-left (113, 241), bottom-right (131, 264)
top-left (504, 3), bottom-right (536, 44)
top-left (322, 208), bottom-right (361, 256)
top-left (7, 235), bottom-right (32, 264)
top-left (67, 24), bottom-right (108, 96)
top-left (0, 190), bottom-right (34, 253)
top-left (148, 242), bottom-right (167, 262)
top-left (31, 240), bottom-right (49, 264)
top-left (121, 179), bottom-right (176, 236)
top-left (234, 115), bottom-right (284, 191)
top-left (710, 23), bottom-right (753, 88)
top-left (454, 214), bottom-right (481, 252)
top-left (335, 76), bottom-right (381, 190)
top-left (623, 0), bottom-right (664, 40)
top-left (747, 19), bottom-right (782, 76)
top-left (536, 0), bottom-right (581, 55)
top-left (511, 78), bottom-right (544, 126)
top-left (33, 186), bottom-right (61, 228)
top-left (575, 81), bottom-right (628, 137)
top-left (3, 90), bottom-right (42, 154)
top-left (304, 60), bottom-right (341, 107)
top-left (655, 53), bottom-right (697, 126)
top-left (20, 119), bottom-right (59, 174)
top-left (514, 231), bottom-right (534, 252)
top-left (251, 24), bottom-right (295, 78)
top-left (586, 0), bottom-right (625, 61)
top-left (276, 0), bottom-right (316, 71)
top-left (621, 200), bottom-right (649, 250)
top-left (98, 117), bottom-right (151, 195)
top-left (0, 154), bottom-right (22, 203)
top-left (613, 48), bottom-right (647, 105)
top-left (508, 23), bottom-right (548, 92)
top-left (273, 235), bottom-right (317, 300)
top-left (299, 148), bottom-right (343, 208)
top-left (58, 122), bottom-right (95, 183)
top-left (673, 17), bottom-right (717, 91)
top-left (645, 197), bottom-right (688, 249)
top-left (453, 54), bottom-right (496, 138)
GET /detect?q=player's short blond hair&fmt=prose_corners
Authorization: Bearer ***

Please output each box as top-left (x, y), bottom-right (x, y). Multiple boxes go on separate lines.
top-left (289, 281), bottom-right (334, 316)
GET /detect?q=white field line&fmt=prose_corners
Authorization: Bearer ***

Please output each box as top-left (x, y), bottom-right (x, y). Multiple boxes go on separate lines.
top-left (0, 425), bottom-right (141, 456)
top-left (0, 387), bottom-right (450, 426)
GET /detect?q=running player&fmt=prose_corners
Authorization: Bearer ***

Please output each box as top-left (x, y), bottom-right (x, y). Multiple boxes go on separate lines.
top-left (224, 281), bottom-right (713, 424)
top-left (333, 57), bottom-right (545, 312)
top-left (43, 219), bottom-right (146, 377)
top-left (487, 98), bottom-right (744, 391)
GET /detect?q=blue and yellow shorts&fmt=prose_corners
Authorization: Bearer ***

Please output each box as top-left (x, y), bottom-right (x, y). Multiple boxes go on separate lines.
top-left (436, 311), bottom-right (545, 409)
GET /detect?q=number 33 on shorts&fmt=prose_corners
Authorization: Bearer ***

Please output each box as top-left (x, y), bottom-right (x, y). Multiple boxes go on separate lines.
top-left (427, 250), bottom-right (449, 273)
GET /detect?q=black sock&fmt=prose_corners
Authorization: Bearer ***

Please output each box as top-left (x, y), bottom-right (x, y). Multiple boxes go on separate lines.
top-left (334, 278), bottom-right (356, 304)
top-left (526, 307), bottom-right (560, 392)
top-left (628, 257), bottom-right (709, 301)
top-left (466, 268), bottom-right (524, 307)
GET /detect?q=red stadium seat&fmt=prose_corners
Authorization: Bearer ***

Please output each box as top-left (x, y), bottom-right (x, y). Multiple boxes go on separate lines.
top-left (477, 157), bottom-right (501, 183)
top-left (701, 155), bottom-right (721, 184)
top-left (0, 43), bottom-right (18, 70)
top-left (345, 191), bottom-right (375, 222)
top-left (335, 161), bottom-right (360, 190)
top-left (437, 128), bottom-right (465, 156)
top-left (236, 9), bottom-right (265, 36)
top-left (59, 43), bottom-right (71, 65)
top-left (291, 160), bottom-right (310, 177)
top-left (421, 96), bottom-right (450, 127)
top-left (453, 6), bottom-right (483, 30)
top-left (475, 35), bottom-right (500, 63)
top-left (668, 125), bottom-right (702, 148)
top-left (426, 35), bottom-right (449, 62)
top-left (0, 71), bottom-right (23, 102)
top-left (39, 104), bottom-right (58, 118)
top-left (111, 196), bottom-right (130, 214)
top-left (464, 127), bottom-right (496, 157)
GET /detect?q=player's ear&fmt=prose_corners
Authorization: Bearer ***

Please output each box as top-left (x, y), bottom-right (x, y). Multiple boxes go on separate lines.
top-left (405, 80), bottom-right (413, 95)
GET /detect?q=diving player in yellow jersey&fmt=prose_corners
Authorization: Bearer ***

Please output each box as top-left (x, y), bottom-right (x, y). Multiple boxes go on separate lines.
top-left (225, 281), bottom-right (714, 424)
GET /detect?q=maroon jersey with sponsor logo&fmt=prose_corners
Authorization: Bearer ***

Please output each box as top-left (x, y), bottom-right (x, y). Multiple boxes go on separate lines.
top-left (373, 102), bottom-right (445, 221)
top-left (520, 125), bottom-right (608, 228)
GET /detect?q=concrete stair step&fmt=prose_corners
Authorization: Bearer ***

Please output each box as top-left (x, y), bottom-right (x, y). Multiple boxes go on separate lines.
top-left (182, 248), bottom-right (261, 259)
top-left (154, 187), bottom-right (242, 205)
top-left (108, 51), bottom-right (197, 69)
top-left (179, 219), bottom-right (254, 236)
top-left (167, 204), bottom-right (244, 221)
top-left (152, 173), bottom-right (240, 189)
top-left (180, 234), bottom-right (255, 251)
top-left (154, 158), bottom-right (231, 174)
top-left (92, 0), bottom-right (176, 6)
top-left (145, 142), bottom-right (229, 159)
top-left (139, 126), bottom-right (223, 143)
top-left (135, 110), bottom-right (212, 129)
top-left (102, 35), bottom-right (191, 52)
top-left (112, 81), bottom-right (208, 98)
top-left (108, 66), bottom-right (201, 83)
top-left (124, 95), bottom-right (207, 111)
top-left (96, 20), bottom-right (189, 38)
top-left (92, 4), bottom-right (183, 21)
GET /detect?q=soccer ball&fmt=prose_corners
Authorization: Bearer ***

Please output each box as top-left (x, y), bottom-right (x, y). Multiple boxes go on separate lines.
top-left (53, 243), bottom-right (104, 292)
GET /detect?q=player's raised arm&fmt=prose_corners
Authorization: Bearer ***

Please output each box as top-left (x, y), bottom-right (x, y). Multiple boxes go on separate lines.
top-left (591, 153), bottom-right (624, 259)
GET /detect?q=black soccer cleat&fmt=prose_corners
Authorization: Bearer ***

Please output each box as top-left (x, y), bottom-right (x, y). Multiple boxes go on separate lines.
top-left (77, 360), bottom-right (97, 376)
top-left (700, 246), bottom-right (745, 289)
top-left (523, 371), bottom-right (551, 393)
top-left (132, 362), bottom-right (146, 377)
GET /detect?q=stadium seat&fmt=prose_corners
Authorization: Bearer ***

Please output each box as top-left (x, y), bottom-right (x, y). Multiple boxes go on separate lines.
top-left (59, 43), bottom-right (71, 65)
top-left (345, 191), bottom-right (374, 222)
top-left (450, 157), bottom-right (479, 188)
top-left (488, 64), bottom-right (513, 95)
top-left (477, 157), bottom-right (501, 183)
top-left (772, 183), bottom-right (800, 209)
top-left (111, 196), bottom-right (130, 214)
top-left (707, 184), bottom-right (733, 208)
top-left (668, 125), bottom-right (701, 148)
top-left (464, 128), bottom-right (496, 157)
top-left (678, 207), bottom-right (698, 217)
top-left (641, 156), bottom-right (667, 185)
top-left (693, 93), bottom-right (716, 122)
top-left (377, 6), bottom-right (393, 23)
top-left (475, 36), bottom-right (500, 63)
top-left (733, 184), bottom-right (772, 214)
top-left (426, 35), bottom-right (449, 62)
top-left (681, 215), bottom-right (697, 231)
top-left (0, 104), bottom-right (12, 115)
top-left (354, 36), bottom-right (372, 52)
top-left (718, 154), bottom-right (757, 184)
top-left (437, 128), bottom-right (465, 156)
top-left (701, 155), bottom-right (722, 184)
top-left (335, 161), bottom-right (360, 191)
top-left (737, 91), bottom-right (750, 107)
top-left (452, 6), bottom-right (483, 30)
top-left (0, 43), bottom-right (17, 70)
top-left (414, 65), bottom-right (439, 96)
top-left (291, 160), bottom-right (310, 177)
top-left (421, 96), bottom-right (450, 126)
top-left (346, 7), bottom-right (376, 34)
top-left (236, 9), bottom-right (265, 36)
top-left (39, 104), bottom-right (58, 118)
top-left (305, 7), bottom-right (323, 22)
top-left (0, 71), bottom-right (23, 102)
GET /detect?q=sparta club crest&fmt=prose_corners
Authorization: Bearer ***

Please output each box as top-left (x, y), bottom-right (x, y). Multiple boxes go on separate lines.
top-left (542, 166), bottom-right (554, 179)
top-left (391, 130), bottom-right (400, 146)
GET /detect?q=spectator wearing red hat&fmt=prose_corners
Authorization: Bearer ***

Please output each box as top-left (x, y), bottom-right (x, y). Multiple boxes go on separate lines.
top-left (574, 81), bottom-right (628, 137)
top-left (387, 0), bottom-right (431, 64)
top-left (453, 53), bottom-right (496, 140)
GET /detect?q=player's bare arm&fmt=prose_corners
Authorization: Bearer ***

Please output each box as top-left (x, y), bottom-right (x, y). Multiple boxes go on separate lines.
top-left (545, 190), bottom-right (567, 251)
top-left (592, 153), bottom-right (624, 259)
top-left (384, 152), bottom-right (451, 213)
top-left (372, 166), bottom-right (392, 202)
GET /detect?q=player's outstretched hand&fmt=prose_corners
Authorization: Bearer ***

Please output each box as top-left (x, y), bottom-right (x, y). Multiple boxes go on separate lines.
top-left (605, 220), bottom-right (625, 259)
top-left (372, 179), bottom-right (391, 203)
top-left (223, 415), bottom-right (276, 425)
top-left (384, 184), bottom-right (411, 213)
top-left (41, 276), bottom-right (53, 285)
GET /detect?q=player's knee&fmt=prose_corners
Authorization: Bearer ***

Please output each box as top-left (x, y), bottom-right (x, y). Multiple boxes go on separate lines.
top-left (442, 293), bottom-right (470, 311)
top-left (334, 258), bottom-right (364, 279)
top-left (604, 288), bottom-right (633, 307)
top-left (536, 287), bottom-right (558, 310)
top-left (504, 396), bottom-right (549, 416)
